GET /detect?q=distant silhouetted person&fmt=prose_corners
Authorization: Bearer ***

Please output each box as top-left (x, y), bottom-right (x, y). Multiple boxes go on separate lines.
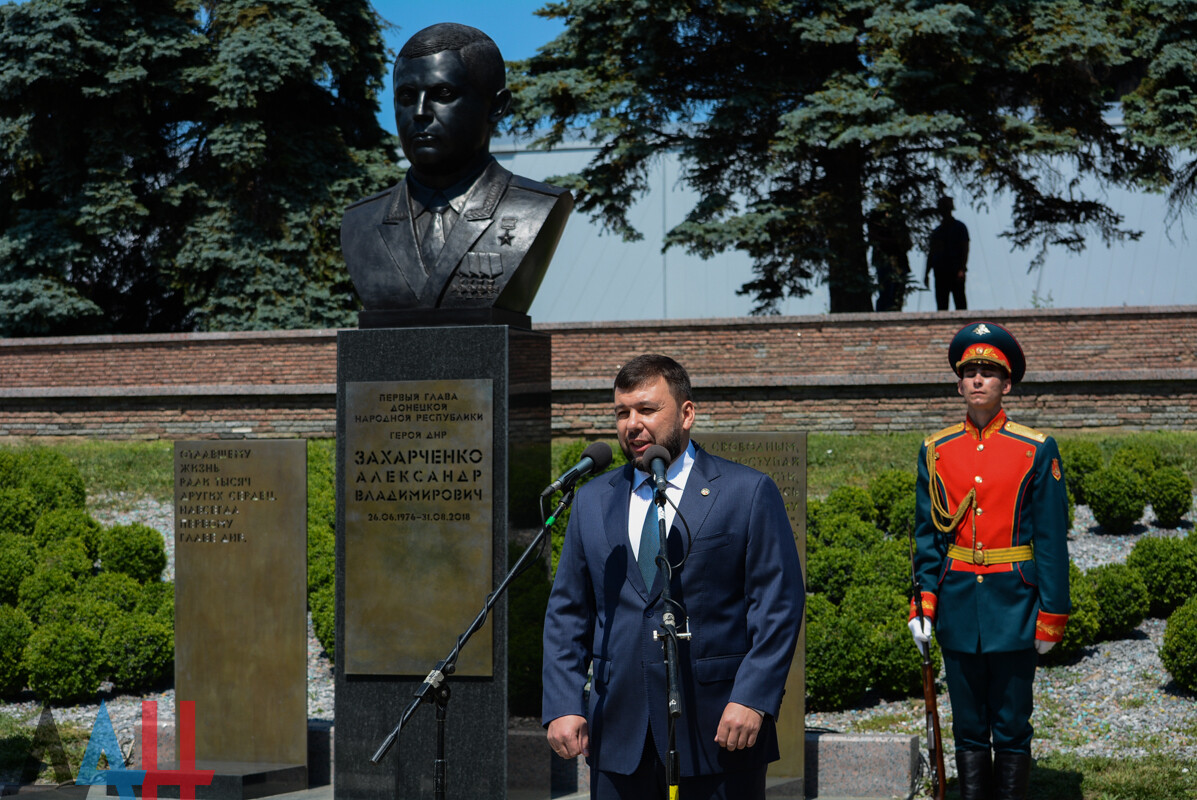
top-left (924, 197), bottom-right (969, 311)
top-left (870, 207), bottom-right (912, 312)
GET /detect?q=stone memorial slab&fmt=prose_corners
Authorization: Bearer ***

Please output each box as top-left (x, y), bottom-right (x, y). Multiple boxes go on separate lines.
top-left (698, 433), bottom-right (806, 781)
top-left (173, 440), bottom-right (308, 796)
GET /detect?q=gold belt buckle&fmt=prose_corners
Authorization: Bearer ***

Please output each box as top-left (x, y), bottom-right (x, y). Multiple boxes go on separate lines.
top-left (973, 547), bottom-right (986, 566)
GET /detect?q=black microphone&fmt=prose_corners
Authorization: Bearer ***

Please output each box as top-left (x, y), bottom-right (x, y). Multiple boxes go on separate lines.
top-left (540, 442), bottom-right (613, 497)
top-left (643, 444), bottom-right (671, 498)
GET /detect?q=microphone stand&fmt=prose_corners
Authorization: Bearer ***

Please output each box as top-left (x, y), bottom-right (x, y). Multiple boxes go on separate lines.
top-left (371, 487), bottom-right (578, 800)
top-left (650, 486), bottom-right (689, 800)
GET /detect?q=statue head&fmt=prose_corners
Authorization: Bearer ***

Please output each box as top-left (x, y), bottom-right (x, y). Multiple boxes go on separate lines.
top-left (394, 23), bottom-right (512, 188)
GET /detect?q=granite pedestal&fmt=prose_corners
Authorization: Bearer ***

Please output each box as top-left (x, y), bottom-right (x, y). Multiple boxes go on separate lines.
top-left (335, 325), bottom-right (550, 800)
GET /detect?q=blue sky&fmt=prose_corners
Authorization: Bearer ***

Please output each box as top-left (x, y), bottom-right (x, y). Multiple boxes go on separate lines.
top-left (371, 0), bottom-right (565, 133)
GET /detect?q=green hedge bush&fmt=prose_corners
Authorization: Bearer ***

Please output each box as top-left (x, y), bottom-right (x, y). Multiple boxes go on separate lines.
top-left (33, 508), bottom-right (102, 560)
top-left (151, 587), bottom-right (174, 628)
top-left (0, 488), bottom-right (38, 536)
top-left (24, 450), bottom-right (87, 515)
top-left (861, 539), bottom-right (914, 598)
top-left (1088, 562), bottom-right (1150, 641)
top-left (306, 441), bottom-right (337, 658)
top-left (887, 495), bottom-right (917, 540)
top-left (821, 486), bottom-right (877, 525)
top-left (310, 584), bottom-right (334, 659)
top-left (1086, 466), bottom-right (1147, 534)
top-left (101, 611), bottom-right (173, 691)
top-left (99, 523), bottom-right (167, 583)
top-left (23, 620), bottom-right (102, 703)
top-left (19, 564), bottom-right (86, 623)
top-left (806, 546), bottom-right (862, 605)
top-left (869, 470), bottom-right (916, 535)
top-left (1127, 535), bottom-right (1197, 618)
top-left (0, 604), bottom-right (33, 697)
top-left (307, 440), bottom-right (336, 596)
top-left (83, 572), bottom-right (146, 613)
top-left (1058, 439), bottom-right (1104, 505)
top-left (812, 512), bottom-right (883, 552)
top-left (805, 593), bottom-right (871, 711)
top-left (1041, 562), bottom-right (1101, 665)
top-left (0, 532), bottom-right (36, 606)
top-left (40, 595), bottom-right (122, 640)
top-left (40, 537), bottom-right (93, 579)
top-left (1161, 596), bottom-right (1197, 692)
top-left (135, 580), bottom-right (173, 618)
top-left (1110, 442), bottom-right (1163, 482)
top-left (1147, 467), bottom-right (1194, 529)
top-left (841, 585), bottom-right (935, 697)
top-left (0, 448), bottom-right (87, 516)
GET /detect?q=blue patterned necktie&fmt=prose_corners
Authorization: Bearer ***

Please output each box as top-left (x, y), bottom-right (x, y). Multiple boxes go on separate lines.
top-left (639, 493), bottom-right (661, 588)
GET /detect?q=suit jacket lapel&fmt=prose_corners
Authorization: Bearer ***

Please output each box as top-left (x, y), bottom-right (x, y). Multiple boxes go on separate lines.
top-left (375, 181), bottom-right (426, 298)
top-left (675, 447), bottom-right (720, 551)
top-left (418, 160), bottom-right (512, 306)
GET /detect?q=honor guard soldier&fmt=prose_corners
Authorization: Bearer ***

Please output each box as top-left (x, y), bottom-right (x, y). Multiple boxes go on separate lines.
top-left (908, 321), bottom-right (1071, 800)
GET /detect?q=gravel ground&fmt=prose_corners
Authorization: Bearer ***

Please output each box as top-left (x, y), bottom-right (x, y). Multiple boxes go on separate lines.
top-left (3, 493), bottom-right (1195, 794)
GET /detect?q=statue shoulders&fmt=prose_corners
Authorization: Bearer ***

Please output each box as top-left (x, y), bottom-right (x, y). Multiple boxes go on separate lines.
top-left (345, 184), bottom-right (399, 213)
top-left (506, 172), bottom-right (572, 200)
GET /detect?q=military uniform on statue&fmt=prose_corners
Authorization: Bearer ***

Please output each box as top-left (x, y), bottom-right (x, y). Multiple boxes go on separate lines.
top-left (909, 322), bottom-right (1071, 800)
top-left (339, 22), bottom-right (572, 321)
top-left (542, 355), bottom-right (804, 800)
top-left (342, 156), bottom-right (570, 312)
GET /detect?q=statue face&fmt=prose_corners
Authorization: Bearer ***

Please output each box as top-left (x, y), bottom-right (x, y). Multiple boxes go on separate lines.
top-left (395, 50), bottom-right (501, 181)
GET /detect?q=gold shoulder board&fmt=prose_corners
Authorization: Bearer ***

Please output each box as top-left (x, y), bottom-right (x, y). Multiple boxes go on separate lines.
top-left (1004, 420), bottom-right (1047, 443)
top-left (924, 423), bottom-right (965, 447)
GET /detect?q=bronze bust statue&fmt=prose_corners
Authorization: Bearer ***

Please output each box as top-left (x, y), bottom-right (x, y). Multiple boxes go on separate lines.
top-left (341, 23), bottom-right (572, 322)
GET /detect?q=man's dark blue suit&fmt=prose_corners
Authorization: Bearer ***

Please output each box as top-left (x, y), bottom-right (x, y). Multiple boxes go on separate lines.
top-left (542, 444), bottom-right (805, 780)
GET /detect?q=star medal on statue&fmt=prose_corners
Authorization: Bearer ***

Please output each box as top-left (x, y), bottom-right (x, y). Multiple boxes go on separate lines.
top-left (498, 217), bottom-right (517, 246)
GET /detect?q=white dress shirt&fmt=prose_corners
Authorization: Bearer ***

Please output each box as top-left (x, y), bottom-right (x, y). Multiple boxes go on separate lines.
top-left (627, 441), bottom-right (696, 559)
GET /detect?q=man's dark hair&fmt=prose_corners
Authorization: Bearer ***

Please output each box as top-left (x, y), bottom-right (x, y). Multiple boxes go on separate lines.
top-left (615, 354), bottom-right (693, 403)
top-left (395, 23), bottom-right (505, 96)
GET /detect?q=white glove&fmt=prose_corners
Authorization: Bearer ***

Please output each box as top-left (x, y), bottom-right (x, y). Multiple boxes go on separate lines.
top-left (1035, 639), bottom-right (1056, 655)
top-left (908, 617), bottom-right (932, 648)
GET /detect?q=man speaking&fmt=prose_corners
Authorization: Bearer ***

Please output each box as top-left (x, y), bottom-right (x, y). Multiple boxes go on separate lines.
top-left (542, 354), bottom-right (804, 799)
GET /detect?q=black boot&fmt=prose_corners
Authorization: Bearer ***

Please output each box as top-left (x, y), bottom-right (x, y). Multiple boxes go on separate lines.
top-left (955, 749), bottom-right (993, 800)
top-left (993, 751), bottom-right (1031, 800)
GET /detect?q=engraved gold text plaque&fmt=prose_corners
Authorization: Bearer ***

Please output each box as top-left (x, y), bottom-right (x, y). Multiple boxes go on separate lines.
top-left (343, 379), bottom-right (494, 676)
top-left (174, 439), bottom-right (307, 766)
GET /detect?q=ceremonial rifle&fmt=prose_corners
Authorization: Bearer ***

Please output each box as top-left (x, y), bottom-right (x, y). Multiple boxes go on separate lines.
top-left (909, 539), bottom-right (946, 800)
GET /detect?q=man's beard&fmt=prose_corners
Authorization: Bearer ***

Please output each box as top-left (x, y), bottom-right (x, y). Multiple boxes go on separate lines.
top-left (623, 423), bottom-right (686, 472)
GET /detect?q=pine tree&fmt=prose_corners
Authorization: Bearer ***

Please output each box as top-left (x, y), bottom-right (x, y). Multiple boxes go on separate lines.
top-left (0, 0), bottom-right (396, 335)
top-left (508, 0), bottom-right (1169, 313)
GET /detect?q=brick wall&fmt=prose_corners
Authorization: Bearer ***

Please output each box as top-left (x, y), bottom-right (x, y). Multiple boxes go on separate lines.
top-left (2, 306), bottom-right (1194, 439)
